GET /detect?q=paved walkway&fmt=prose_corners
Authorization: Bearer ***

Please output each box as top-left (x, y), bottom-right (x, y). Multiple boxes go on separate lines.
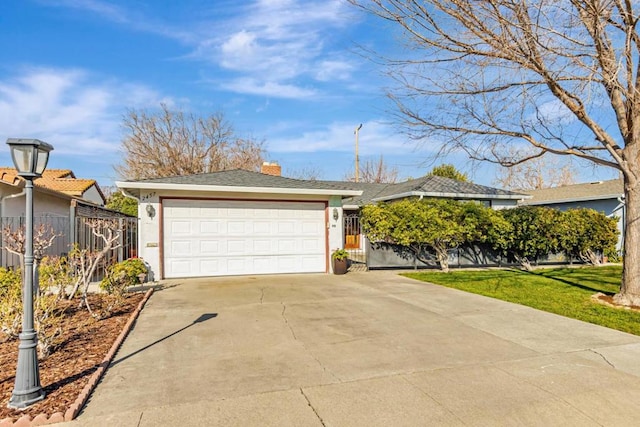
top-left (60, 271), bottom-right (640, 426)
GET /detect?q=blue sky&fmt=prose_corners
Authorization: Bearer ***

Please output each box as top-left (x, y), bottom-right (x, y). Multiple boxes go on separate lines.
top-left (0, 0), bottom-right (618, 189)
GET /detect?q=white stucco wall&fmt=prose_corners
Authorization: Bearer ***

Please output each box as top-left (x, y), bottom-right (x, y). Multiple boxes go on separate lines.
top-left (136, 190), bottom-right (345, 280)
top-left (327, 196), bottom-right (344, 273)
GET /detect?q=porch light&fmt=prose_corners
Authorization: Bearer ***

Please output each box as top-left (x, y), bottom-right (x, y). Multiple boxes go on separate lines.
top-left (146, 203), bottom-right (156, 218)
top-left (6, 137), bottom-right (54, 408)
top-left (333, 208), bottom-right (339, 221)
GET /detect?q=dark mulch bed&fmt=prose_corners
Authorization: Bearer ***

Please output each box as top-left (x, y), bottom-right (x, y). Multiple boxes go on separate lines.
top-left (0, 293), bottom-right (144, 420)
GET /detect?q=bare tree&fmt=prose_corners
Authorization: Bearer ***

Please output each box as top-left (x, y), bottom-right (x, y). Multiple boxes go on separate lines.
top-left (68, 218), bottom-right (123, 318)
top-left (116, 103), bottom-right (267, 180)
top-left (344, 155), bottom-right (399, 183)
top-left (350, 0), bottom-right (640, 306)
top-left (285, 165), bottom-right (324, 180)
top-left (2, 223), bottom-right (60, 280)
top-left (494, 148), bottom-right (577, 190)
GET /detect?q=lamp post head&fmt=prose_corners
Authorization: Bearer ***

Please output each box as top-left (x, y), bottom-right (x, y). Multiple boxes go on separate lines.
top-left (6, 138), bottom-right (54, 178)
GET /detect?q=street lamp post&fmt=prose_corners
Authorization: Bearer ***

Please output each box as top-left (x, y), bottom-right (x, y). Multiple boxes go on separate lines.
top-left (354, 124), bottom-right (362, 183)
top-left (6, 138), bottom-right (53, 409)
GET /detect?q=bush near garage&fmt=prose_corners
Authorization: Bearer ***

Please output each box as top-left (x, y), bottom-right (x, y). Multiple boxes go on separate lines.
top-left (99, 258), bottom-right (148, 317)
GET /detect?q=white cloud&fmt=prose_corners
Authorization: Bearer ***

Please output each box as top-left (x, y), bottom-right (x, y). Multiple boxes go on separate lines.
top-left (536, 99), bottom-right (575, 123)
top-left (222, 78), bottom-right (316, 99)
top-left (0, 67), bottom-right (165, 156)
top-left (196, 0), bottom-right (356, 95)
top-left (268, 120), bottom-right (413, 154)
top-left (42, 0), bottom-right (362, 98)
top-left (39, 0), bottom-right (194, 43)
top-left (315, 60), bottom-right (355, 82)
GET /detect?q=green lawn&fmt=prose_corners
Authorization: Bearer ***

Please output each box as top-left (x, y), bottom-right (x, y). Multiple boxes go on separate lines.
top-left (403, 265), bottom-right (640, 336)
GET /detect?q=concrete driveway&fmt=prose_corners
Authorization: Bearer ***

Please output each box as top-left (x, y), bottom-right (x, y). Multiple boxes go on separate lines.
top-left (67, 271), bottom-right (640, 426)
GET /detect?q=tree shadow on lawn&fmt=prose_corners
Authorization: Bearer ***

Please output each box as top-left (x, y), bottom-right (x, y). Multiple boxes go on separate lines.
top-left (520, 268), bottom-right (618, 296)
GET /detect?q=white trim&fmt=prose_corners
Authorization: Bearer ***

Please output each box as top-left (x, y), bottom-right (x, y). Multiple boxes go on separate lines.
top-left (372, 191), bottom-right (529, 202)
top-left (521, 194), bottom-right (621, 206)
top-left (116, 181), bottom-right (362, 197)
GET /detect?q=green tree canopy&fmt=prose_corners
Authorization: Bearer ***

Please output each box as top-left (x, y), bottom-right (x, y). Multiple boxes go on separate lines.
top-left (106, 192), bottom-right (138, 217)
top-left (557, 209), bottom-right (618, 265)
top-left (427, 164), bottom-right (468, 182)
top-left (499, 206), bottom-right (562, 270)
top-left (361, 198), bottom-right (499, 272)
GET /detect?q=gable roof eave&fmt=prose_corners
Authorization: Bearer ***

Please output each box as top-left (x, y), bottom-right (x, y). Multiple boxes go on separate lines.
top-left (116, 181), bottom-right (363, 197)
top-left (372, 191), bottom-right (531, 202)
top-left (521, 193), bottom-right (622, 206)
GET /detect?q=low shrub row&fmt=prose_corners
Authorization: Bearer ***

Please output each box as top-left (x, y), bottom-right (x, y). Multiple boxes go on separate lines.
top-left (361, 200), bottom-right (618, 272)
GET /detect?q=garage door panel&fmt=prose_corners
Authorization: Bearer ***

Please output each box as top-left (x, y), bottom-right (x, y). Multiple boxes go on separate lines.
top-left (253, 239), bottom-right (271, 253)
top-left (302, 238), bottom-right (321, 251)
top-left (301, 221), bottom-right (320, 234)
top-left (199, 259), bottom-right (221, 274)
top-left (225, 239), bottom-right (246, 254)
top-left (200, 240), bottom-right (220, 255)
top-left (166, 259), bottom-right (192, 276)
top-left (170, 220), bottom-right (192, 235)
top-left (227, 221), bottom-right (246, 234)
top-left (170, 241), bottom-right (192, 256)
top-left (253, 221), bottom-right (271, 234)
top-left (301, 255), bottom-right (324, 270)
top-left (277, 221), bottom-right (295, 233)
top-left (200, 221), bottom-right (220, 234)
top-left (163, 199), bottom-right (326, 278)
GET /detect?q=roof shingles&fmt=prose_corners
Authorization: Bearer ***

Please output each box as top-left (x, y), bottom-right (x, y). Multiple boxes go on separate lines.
top-left (125, 169), bottom-right (526, 204)
top-left (521, 179), bottom-right (623, 205)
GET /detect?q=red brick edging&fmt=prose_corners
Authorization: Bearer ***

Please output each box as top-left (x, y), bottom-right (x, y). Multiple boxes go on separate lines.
top-left (1, 288), bottom-right (154, 427)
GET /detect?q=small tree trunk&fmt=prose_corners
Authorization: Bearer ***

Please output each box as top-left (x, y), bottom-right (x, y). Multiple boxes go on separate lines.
top-left (615, 179), bottom-right (640, 306)
top-left (435, 247), bottom-right (450, 273)
top-left (515, 255), bottom-right (533, 271)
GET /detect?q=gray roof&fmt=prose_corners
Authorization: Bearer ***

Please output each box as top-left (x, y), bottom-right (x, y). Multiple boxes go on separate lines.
top-left (119, 169), bottom-right (526, 204)
top-left (133, 169), bottom-right (357, 191)
top-left (521, 178), bottom-right (623, 205)
top-left (338, 175), bottom-right (526, 206)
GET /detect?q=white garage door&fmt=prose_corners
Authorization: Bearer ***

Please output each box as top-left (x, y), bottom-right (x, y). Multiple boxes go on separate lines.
top-left (163, 199), bottom-right (327, 278)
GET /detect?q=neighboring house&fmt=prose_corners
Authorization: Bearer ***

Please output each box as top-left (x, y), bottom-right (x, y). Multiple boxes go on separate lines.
top-left (519, 178), bottom-right (625, 251)
top-left (0, 167), bottom-right (107, 219)
top-left (0, 168), bottom-right (106, 206)
top-left (338, 175), bottom-right (527, 252)
top-left (0, 167), bottom-right (118, 269)
top-left (117, 164), bottom-right (527, 280)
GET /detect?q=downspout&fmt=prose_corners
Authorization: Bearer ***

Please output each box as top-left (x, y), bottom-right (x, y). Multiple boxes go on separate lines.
top-left (0, 188), bottom-right (26, 267)
top-left (119, 188), bottom-right (140, 203)
top-left (1, 188), bottom-right (27, 217)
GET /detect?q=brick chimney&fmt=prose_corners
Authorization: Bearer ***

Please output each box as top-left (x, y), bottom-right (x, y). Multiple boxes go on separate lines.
top-left (261, 162), bottom-right (282, 176)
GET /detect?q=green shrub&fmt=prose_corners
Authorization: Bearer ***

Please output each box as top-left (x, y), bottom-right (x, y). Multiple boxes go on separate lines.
top-left (99, 258), bottom-right (147, 318)
top-left (0, 267), bottom-right (22, 339)
top-left (39, 256), bottom-right (73, 298)
top-left (101, 258), bottom-right (147, 295)
top-left (332, 249), bottom-right (349, 261)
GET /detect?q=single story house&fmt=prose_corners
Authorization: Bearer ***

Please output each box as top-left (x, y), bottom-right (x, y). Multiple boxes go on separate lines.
top-left (0, 168), bottom-right (106, 217)
top-left (520, 178), bottom-right (625, 251)
top-left (0, 167), bottom-right (114, 268)
top-left (117, 164), bottom-right (526, 280)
